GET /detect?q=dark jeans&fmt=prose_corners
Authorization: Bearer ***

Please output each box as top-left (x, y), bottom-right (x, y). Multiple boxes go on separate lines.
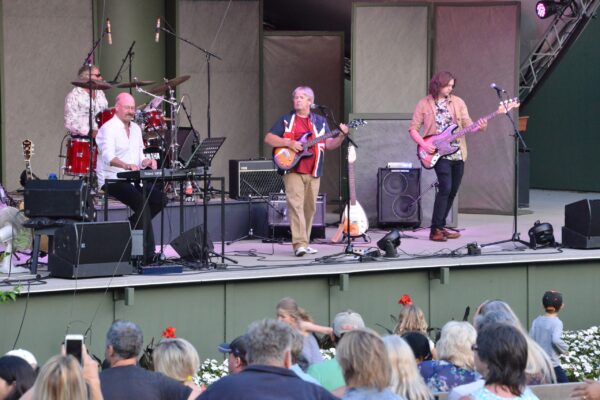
top-left (431, 158), bottom-right (464, 230)
top-left (104, 181), bottom-right (166, 257)
top-left (554, 366), bottom-right (569, 383)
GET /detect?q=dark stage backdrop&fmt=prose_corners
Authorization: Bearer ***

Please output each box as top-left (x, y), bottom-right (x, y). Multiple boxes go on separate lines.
top-left (434, 2), bottom-right (520, 214)
top-left (177, 0), bottom-right (260, 181)
top-left (262, 33), bottom-right (344, 200)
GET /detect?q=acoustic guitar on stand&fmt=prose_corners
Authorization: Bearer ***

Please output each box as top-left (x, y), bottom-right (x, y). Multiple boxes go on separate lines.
top-left (273, 119), bottom-right (366, 171)
top-left (332, 144), bottom-right (369, 243)
top-left (417, 98), bottom-right (520, 169)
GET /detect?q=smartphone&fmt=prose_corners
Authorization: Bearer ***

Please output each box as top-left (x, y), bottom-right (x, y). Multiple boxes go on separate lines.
top-left (65, 334), bottom-right (84, 364)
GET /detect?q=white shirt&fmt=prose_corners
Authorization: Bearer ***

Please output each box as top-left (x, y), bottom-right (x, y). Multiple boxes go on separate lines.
top-left (95, 115), bottom-right (145, 187)
top-left (64, 87), bottom-right (108, 136)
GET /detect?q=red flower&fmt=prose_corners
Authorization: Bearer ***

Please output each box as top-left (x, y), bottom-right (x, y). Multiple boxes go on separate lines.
top-left (162, 326), bottom-right (177, 338)
top-left (397, 294), bottom-right (413, 305)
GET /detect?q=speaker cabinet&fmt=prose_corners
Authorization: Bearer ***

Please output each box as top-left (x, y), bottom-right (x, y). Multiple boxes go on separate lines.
top-left (562, 199), bottom-right (600, 249)
top-left (24, 180), bottom-right (94, 220)
top-left (268, 193), bottom-right (326, 239)
top-left (170, 225), bottom-right (214, 261)
top-left (229, 159), bottom-right (284, 200)
top-left (377, 168), bottom-right (421, 226)
top-left (49, 221), bottom-right (133, 278)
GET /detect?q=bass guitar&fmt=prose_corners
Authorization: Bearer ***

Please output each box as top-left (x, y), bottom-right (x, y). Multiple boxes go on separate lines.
top-left (417, 98), bottom-right (520, 169)
top-left (273, 119), bottom-right (366, 171)
top-left (332, 145), bottom-right (369, 242)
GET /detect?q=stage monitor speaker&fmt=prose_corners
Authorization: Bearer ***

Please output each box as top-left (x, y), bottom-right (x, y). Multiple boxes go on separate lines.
top-left (562, 199), bottom-right (600, 249)
top-left (229, 159), bottom-right (284, 200)
top-left (49, 221), bottom-right (133, 278)
top-left (268, 193), bottom-right (326, 239)
top-left (24, 180), bottom-right (94, 220)
top-left (377, 168), bottom-right (421, 226)
top-left (170, 225), bottom-right (214, 261)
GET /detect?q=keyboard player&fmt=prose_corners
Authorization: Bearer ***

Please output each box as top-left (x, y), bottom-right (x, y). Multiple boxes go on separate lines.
top-left (96, 92), bottom-right (166, 265)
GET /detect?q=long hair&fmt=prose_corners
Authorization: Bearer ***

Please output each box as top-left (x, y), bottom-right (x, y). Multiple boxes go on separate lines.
top-left (276, 297), bottom-right (314, 326)
top-left (384, 335), bottom-right (432, 400)
top-left (394, 305), bottom-right (428, 336)
top-left (0, 356), bottom-right (36, 400)
top-left (153, 338), bottom-right (200, 383)
top-left (31, 355), bottom-right (87, 400)
top-left (428, 71), bottom-right (456, 98)
top-left (337, 329), bottom-right (391, 391)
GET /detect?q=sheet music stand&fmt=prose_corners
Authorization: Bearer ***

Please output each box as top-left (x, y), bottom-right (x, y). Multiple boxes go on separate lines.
top-left (183, 137), bottom-right (235, 268)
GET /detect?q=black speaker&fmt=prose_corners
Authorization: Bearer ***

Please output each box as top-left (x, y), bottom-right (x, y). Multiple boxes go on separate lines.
top-left (229, 159), bottom-right (284, 200)
top-left (377, 168), bottom-right (421, 226)
top-left (49, 221), bottom-right (133, 278)
top-left (267, 193), bottom-right (326, 239)
top-left (562, 199), bottom-right (600, 249)
top-left (170, 225), bottom-right (214, 261)
top-left (24, 180), bottom-right (94, 220)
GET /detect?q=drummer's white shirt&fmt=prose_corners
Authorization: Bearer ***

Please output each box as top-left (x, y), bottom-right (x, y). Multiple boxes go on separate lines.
top-left (95, 115), bottom-right (145, 187)
top-left (64, 87), bottom-right (108, 136)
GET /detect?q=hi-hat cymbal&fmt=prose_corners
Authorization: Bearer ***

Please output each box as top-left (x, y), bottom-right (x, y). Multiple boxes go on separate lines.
top-left (71, 79), bottom-right (112, 90)
top-left (148, 75), bottom-right (191, 95)
top-left (117, 80), bottom-right (156, 88)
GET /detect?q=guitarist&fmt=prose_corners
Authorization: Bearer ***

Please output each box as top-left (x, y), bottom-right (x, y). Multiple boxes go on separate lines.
top-left (265, 86), bottom-right (348, 257)
top-left (409, 71), bottom-right (487, 242)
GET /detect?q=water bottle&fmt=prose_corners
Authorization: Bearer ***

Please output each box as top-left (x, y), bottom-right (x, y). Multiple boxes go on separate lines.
top-left (48, 173), bottom-right (58, 180)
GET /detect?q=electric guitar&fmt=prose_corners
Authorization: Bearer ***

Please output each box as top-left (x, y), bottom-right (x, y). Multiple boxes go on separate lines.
top-left (273, 119), bottom-right (366, 171)
top-left (22, 139), bottom-right (34, 182)
top-left (417, 98), bottom-right (520, 169)
top-left (332, 145), bottom-right (369, 242)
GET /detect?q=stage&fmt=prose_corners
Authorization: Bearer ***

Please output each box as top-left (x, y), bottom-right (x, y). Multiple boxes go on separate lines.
top-left (3, 189), bottom-right (600, 294)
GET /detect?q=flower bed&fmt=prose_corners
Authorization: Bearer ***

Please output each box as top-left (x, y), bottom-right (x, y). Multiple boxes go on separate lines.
top-left (560, 326), bottom-right (600, 381)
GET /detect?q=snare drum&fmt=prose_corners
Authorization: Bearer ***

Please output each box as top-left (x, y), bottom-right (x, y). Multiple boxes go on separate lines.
top-left (95, 108), bottom-right (116, 128)
top-left (143, 109), bottom-right (167, 132)
top-left (65, 137), bottom-right (97, 176)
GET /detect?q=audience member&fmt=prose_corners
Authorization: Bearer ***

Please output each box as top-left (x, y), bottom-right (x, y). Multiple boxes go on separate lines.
top-left (289, 330), bottom-right (321, 385)
top-left (99, 320), bottom-right (193, 400)
top-left (460, 322), bottom-right (539, 400)
top-left (383, 335), bottom-right (432, 400)
top-left (153, 338), bottom-right (203, 397)
top-left (529, 290), bottom-right (569, 383)
top-left (337, 329), bottom-right (402, 399)
top-left (276, 297), bottom-right (323, 365)
top-left (572, 380), bottom-right (600, 400)
top-left (200, 319), bottom-right (336, 399)
top-left (474, 300), bottom-right (556, 385)
top-left (0, 355), bottom-right (35, 400)
top-left (30, 352), bottom-right (102, 400)
top-left (394, 305), bottom-right (436, 357)
top-left (308, 310), bottom-right (365, 393)
top-left (402, 331), bottom-right (433, 362)
top-left (217, 335), bottom-right (248, 374)
top-left (419, 321), bottom-right (480, 392)
top-left (4, 349), bottom-right (38, 375)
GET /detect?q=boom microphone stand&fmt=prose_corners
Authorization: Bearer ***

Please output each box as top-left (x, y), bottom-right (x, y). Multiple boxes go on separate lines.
top-left (110, 41), bottom-right (136, 94)
top-left (481, 88), bottom-right (529, 249)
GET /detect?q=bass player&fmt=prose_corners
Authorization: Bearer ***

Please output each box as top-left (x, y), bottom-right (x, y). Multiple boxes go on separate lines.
top-left (409, 71), bottom-right (487, 242)
top-left (264, 86), bottom-right (348, 256)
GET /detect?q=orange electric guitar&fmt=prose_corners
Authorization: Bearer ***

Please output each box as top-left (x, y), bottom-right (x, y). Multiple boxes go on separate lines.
top-left (273, 119), bottom-right (366, 171)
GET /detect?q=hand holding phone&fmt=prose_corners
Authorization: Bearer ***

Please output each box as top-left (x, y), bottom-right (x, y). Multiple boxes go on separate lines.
top-left (65, 334), bottom-right (84, 364)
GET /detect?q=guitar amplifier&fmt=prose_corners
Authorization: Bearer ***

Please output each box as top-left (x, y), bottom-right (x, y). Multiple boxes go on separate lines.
top-left (229, 159), bottom-right (284, 200)
top-left (268, 193), bottom-right (326, 239)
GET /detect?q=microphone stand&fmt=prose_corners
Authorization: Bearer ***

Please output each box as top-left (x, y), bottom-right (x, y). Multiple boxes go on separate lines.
top-left (110, 41), bottom-right (136, 94)
top-left (158, 25), bottom-right (222, 142)
top-left (481, 89), bottom-right (529, 249)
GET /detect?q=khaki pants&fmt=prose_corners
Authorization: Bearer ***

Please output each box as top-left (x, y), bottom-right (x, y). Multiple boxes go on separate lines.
top-left (283, 172), bottom-right (320, 250)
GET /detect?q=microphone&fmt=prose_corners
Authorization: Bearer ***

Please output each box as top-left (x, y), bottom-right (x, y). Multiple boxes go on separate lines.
top-left (310, 103), bottom-right (327, 110)
top-left (106, 18), bottom-right (112, 45)
top-left (155, 17), bottom-right (161, 43)
top-left (490, 83), bottom-right (506, 93)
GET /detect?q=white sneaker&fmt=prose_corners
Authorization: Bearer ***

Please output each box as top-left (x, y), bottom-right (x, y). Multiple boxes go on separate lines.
top-left (305, 247), bottom-right (318, 254)
top-left (295, 247), bottom-right (307, 257)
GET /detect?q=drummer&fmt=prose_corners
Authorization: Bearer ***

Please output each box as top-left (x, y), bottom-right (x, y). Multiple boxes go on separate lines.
top-left (64, 64), bottom-right (109, 138)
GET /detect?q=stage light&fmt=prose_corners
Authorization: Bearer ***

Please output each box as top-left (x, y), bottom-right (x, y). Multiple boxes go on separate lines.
top-left (528, 220), bottom-right (556, 249)
top-left (377, 229), bottom-right (401, 257)
top-left (535, 1), bottom-right (569, 19)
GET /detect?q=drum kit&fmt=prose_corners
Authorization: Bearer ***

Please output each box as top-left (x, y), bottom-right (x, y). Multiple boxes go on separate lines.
top-left (63, 75), bottom-right (192, 183)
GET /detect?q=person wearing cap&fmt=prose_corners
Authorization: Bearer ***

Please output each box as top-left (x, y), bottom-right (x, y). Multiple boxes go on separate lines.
top-left (307, 310), bottom-right (365, 394)
top-left (4, 349), bottom-right (38, 374)
top-left (217, 335), bottom-right (248, 374)
top-left (529, 290), bottom-right (569, 383)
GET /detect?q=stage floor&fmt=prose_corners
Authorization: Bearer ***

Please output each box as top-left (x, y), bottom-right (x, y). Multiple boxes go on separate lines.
top-left (3, 189), bottom-right (600, 293)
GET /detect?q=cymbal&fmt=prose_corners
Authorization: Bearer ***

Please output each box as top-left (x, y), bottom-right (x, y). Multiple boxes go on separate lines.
top-left (117, 80), bottom-right (156, 88)
top-left (72, 79), bottom-right (112, 90)
top-left (148, 75), bottom-right (190, 95)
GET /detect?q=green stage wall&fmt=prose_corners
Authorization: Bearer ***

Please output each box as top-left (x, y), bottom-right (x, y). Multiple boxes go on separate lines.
top-left (1, 260), bottom-right (599, 366)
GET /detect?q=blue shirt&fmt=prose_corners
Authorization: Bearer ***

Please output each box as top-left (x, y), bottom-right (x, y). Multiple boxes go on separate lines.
top-left (419, 359), bottom-right (480, 393)
top-left (343, 387), bottom-right (403, 400)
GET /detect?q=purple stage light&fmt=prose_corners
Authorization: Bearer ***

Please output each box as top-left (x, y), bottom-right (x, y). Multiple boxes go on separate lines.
top-left (536, 1), bottom-right (549, 18)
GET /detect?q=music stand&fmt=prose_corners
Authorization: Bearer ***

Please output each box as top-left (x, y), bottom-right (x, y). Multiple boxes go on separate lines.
top-left (183, 137), bottom-right (235, 267)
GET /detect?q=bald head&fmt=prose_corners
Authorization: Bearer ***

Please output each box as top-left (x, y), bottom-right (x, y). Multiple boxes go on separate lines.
top-left (115, 92), bottom-right (136, 124)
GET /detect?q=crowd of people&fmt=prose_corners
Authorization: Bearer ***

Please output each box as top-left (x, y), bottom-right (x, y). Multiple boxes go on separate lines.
top-left (0, 291), bottom-right (599, 400)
